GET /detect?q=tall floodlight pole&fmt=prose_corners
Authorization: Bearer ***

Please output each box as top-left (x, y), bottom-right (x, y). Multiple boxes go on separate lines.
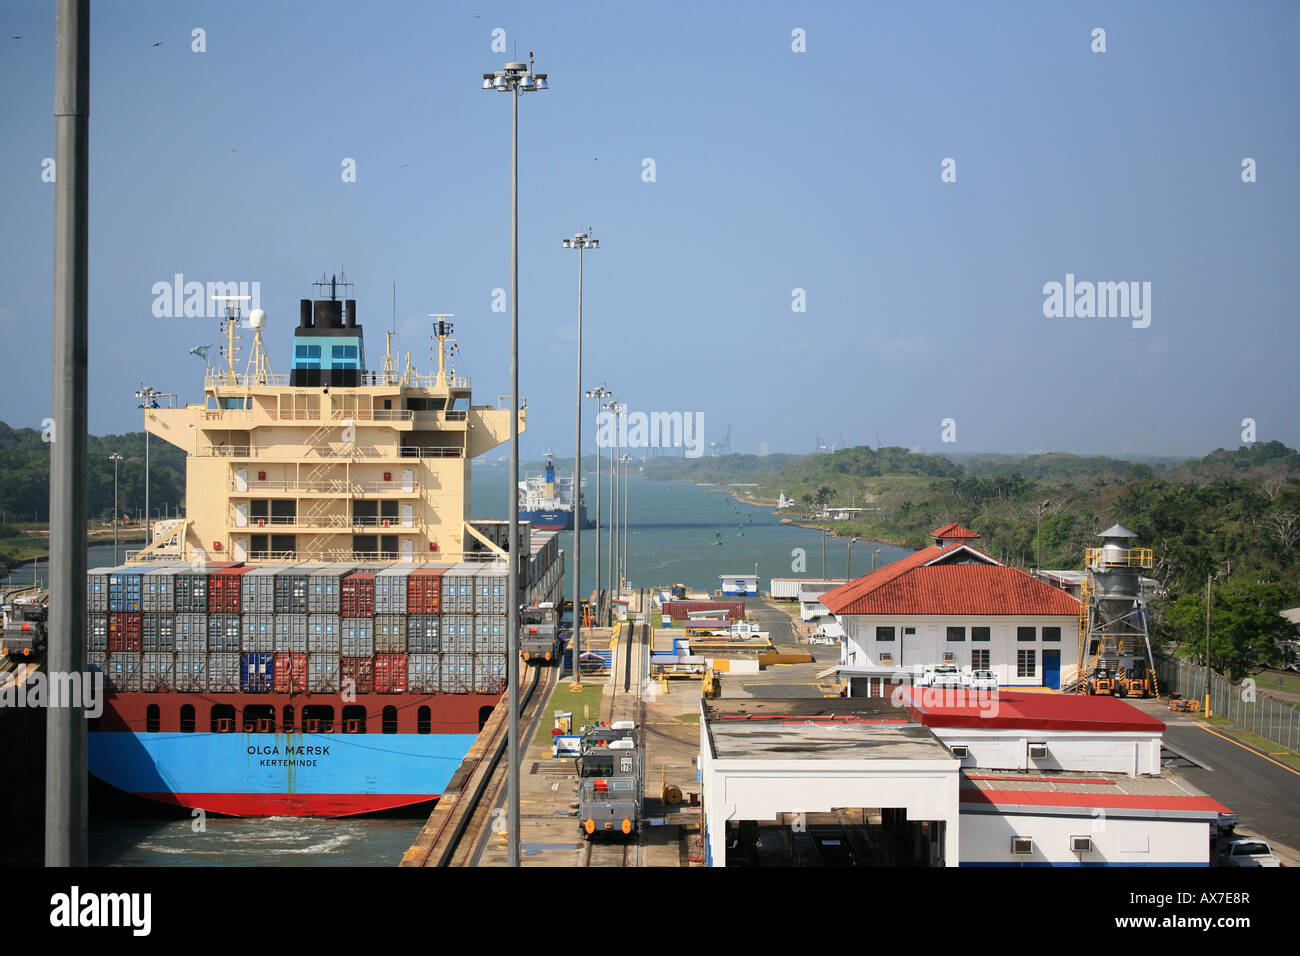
top-left (564, 233), bottom-right (598, 684)
top-left (603, 399), bottom-right (618, 619)
top-left (47, 0), bottom-right (91, 869)
top-left (847, 537), bottom-right (858, 579)
top-left (135, 386), bottom-right (175, 549)
top-left (110, 454), bottom-right (123, 564)
top-left (621, 453), bottom-right (632, 588)
top-left (481, 54), bottom-right (547, 869)
top-left (586, 384), bottom-right (611, 633)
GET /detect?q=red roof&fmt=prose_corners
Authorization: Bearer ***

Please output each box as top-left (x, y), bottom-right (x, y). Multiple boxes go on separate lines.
top-left (902, 689), bottom-right (1166, 733)
top-left (819, 552), bottom-right (1080, 616)
top-left (960, 789), bottom-right (1231, 815)
top-left (930, 522), bottom-right (980, 539)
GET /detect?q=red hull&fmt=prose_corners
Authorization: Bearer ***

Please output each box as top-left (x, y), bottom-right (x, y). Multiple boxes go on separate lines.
top-left (136, 790), bottom-right (439, 817)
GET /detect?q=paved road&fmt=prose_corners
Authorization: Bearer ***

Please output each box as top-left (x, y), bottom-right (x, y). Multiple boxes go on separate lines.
top-left (747, 600), bottom-right (798, 646)
top-left (1159, 715), bottom-right (1300, 854)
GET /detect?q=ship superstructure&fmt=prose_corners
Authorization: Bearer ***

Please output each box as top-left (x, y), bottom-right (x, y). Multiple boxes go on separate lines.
top-left (132, 277), bottom-right (519, 566)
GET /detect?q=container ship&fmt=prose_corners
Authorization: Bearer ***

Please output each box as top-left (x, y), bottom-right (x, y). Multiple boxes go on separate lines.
top-left (85, 278), bottom-right (563, 816)
top-left (517, 451), bottom-right (593, 531)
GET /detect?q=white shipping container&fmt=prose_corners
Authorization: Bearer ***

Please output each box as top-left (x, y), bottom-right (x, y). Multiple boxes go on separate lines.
top-left (207, 652), bottom-right (242, 692)
top-left (307, 615), bottom-right (341, 654)
top-left (274, 614), bottom-right (309, 652)
top-left (407, 654), bottom-right (441, 692)
top-left (141, 651), bottom-right (175, 692)
top-left (174, 652), bottom-right (208, 692)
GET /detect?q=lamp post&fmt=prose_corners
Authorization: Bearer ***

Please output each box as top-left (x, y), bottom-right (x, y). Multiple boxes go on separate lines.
top-left (135, 386), bottom-right (176, 549)
top-left (109, 453), bottom-right (123, 564)
top-left (481, 52), bottom-right (547, 870)
top-left (1036, 499), bottom-right (1051, 571)
top-left (620, 453), bottom-right (633, 588)
top-left (603, 399), bottom-right (620, 613)
top-left (821, 530), bottom-right (828, 578)
top-left (586, 384), bottom-right (611, 632)
top-left (846, 538), bottom-right (858, 579)
top-left (564, 233), bottom-right (598, 685)
top-left (871, 548), bottom-right (882, 572)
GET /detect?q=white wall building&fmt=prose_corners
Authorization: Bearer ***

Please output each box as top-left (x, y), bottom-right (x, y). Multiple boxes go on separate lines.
top-left (820, 524), bottom-right (1082, 689)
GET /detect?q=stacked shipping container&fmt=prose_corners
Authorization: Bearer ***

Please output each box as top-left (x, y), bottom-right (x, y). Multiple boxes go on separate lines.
top-left (84, 530), bottom-right (564, 699)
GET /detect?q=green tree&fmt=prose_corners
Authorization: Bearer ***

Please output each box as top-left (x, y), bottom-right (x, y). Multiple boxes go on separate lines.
top-left (1160, 580), bottom-right (1294, 680)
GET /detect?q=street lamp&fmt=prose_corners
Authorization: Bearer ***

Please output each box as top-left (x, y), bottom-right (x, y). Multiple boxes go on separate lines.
top-left (1035, 499), bottom-right (1051, 571)
top-left (602, 399), bottom-right (620, 612)
top-left (846, 537), bottom-right (858, 579)
top-left (871, 548), bottom-right (883, 572)
top-left (586, 384), bottom-right (611, 636)
top-left (564, 233), bottom-right (598, 686)
top-left (620, 453), bottom-right (633, 588)
top-left (109, 454), bottom-right (123, 564)
top-left (481, 51), bottom-right (547, 870)
top-left (136, 385), bottom-right (176, 548)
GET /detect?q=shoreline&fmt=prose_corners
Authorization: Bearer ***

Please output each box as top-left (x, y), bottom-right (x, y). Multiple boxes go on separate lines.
top-left (707, 484), bottom-right (912, 549)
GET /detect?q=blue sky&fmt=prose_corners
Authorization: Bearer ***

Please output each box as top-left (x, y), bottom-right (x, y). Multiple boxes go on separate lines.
top-left (1, 0), bottom-right (1296, 459)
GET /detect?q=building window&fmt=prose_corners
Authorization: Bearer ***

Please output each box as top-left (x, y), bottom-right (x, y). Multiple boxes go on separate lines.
top-left (903, 627), bottom-right (916, 635)
top-left (1017, 626), bottom-right (1037, 642)
top-left (972, 649), bottom-right (990, 670)
top-left (875, 626), bottom-right (895, 642)
top-left (1017, 649), bottom-right (1036, 678)
top-left (946, 626), bottom-right (965, 642)
top-left (972, 627), bottom-right (990, 642)
top-left (1043, 626), bottom-right (1061, 642)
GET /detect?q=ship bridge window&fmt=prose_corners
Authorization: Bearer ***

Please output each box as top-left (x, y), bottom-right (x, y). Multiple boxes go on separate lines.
top-left (341, 705), bottom-right (367, 734)
top-left (210, 703), bottom-right (237, 733)
top-left (382, 706), bottom-right (398, 734)
top-left (180, 704), bottom-right (196, 733)
top-left (146, 704), bottom-right (160, 733)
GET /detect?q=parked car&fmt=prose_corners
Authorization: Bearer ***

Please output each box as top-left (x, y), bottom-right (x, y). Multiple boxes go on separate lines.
top-left (1220, 839), bottom-right (1282, 867)
top-left (923, 664), bottom-right (964, 690)
top-left (966, 669), bottom-right (998, 691)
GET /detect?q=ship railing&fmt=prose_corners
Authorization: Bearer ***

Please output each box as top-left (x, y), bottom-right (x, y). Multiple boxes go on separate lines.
top-left (370, 409), bottom-right (415, 422)
top-left (197, 444), bottom-right (251, 458)
top-left (205, 370), bottom-right (291, 388)
top-left (230, 478), bottom-right (418, 494)
top-left (398, 446), bottom-right (464, 458)
top-left (348, 516), bottom-right (419, 528)
top-left (237, 514), bottom-right (353, 529)
top-left (248, 551), bottom-right (299, 562)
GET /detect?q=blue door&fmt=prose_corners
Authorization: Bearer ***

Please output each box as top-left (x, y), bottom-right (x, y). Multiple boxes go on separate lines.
top-left (1043, 650), bottom-right (1060, 690)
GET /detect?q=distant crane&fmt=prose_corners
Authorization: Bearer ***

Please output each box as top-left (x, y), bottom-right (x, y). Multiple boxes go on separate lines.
top-left (710, 423), bottom-right (732, 457)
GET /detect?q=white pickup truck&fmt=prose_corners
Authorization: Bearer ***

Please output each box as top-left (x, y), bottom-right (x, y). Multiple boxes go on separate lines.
top-left (916, 664), bottom-right (964, 689)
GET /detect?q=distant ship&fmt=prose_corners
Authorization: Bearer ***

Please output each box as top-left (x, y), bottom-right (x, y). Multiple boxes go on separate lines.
top-left (518, 452), bottom-right (593, 531)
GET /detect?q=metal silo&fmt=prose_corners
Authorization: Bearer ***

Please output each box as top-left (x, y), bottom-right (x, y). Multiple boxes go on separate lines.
top-left (1074, 524), bottom-right (1159, 697)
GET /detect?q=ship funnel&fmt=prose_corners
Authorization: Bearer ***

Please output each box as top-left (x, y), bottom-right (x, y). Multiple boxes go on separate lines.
top-left (345, 299), bottom-right (357, 328)
top-left (314, 299), bottom-right (343, 329)
top-left (299, 299), bottom-right (313, 329)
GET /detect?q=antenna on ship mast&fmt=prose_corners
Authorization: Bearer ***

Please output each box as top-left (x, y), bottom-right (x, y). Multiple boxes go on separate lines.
top-left (210, 294), bottom-right (251, 386)
top-left (313, 269), bottom-right (353, 302)
top-left (428, 314), bottom-right (455, 388)
top-left (244, 308), bottom-right (273, 385)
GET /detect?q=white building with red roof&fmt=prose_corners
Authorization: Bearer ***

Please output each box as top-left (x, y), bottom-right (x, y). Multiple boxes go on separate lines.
top-left (820, 524), bottom-right (1082, 689)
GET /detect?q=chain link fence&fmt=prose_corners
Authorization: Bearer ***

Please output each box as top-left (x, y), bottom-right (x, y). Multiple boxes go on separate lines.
top-left (1157, 657), bottom-right (1300, 753)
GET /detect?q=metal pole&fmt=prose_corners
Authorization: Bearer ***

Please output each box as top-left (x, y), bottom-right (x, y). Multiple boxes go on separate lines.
top-left (846, 539), bottom-right (853, 580)
top-left (613, 407), bottom-right (620, 598)
top-left (571, 242), bottom-right (583, 683)
top-left (47, 0), bottom-right (90, 868)
top-left (821, 531), bottom-right (826, 578)
top-left (1205, 574), bottom-right (1212, 717)
top-left (626, 455), bottom-right (631, 582)
top-left (144, 428), bottom-right (149, 549)
top-left (607, 406), bottom-right (614, 620)
top-left (506, 81), bottom-right (520, 869)
top-left (112, 456), bottom-right (120, 564)
top-left (593, 398), bottom-right (601, 631)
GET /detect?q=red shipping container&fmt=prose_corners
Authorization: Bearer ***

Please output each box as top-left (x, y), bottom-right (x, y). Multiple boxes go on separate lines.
top-left (340, 572), bottom-right (375, 618)
top-left (341, 656), bottom-right (374, 695)
top-left (408, 568), bottom-right (446, 614)
top-left (108, 612), bottom-right (142, 652)
top-left (208, 567), bottom-right (252, 613)
top-left (274, 652), bottom-right (308, 695)
top-left (373, 653), bottom-right (408, 694)
top-left (661, 600), bottom-right (745, 623)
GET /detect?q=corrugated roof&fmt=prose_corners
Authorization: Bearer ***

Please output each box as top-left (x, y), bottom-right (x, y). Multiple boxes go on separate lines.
top-left (903, 689), bottom-right (1165, 733)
